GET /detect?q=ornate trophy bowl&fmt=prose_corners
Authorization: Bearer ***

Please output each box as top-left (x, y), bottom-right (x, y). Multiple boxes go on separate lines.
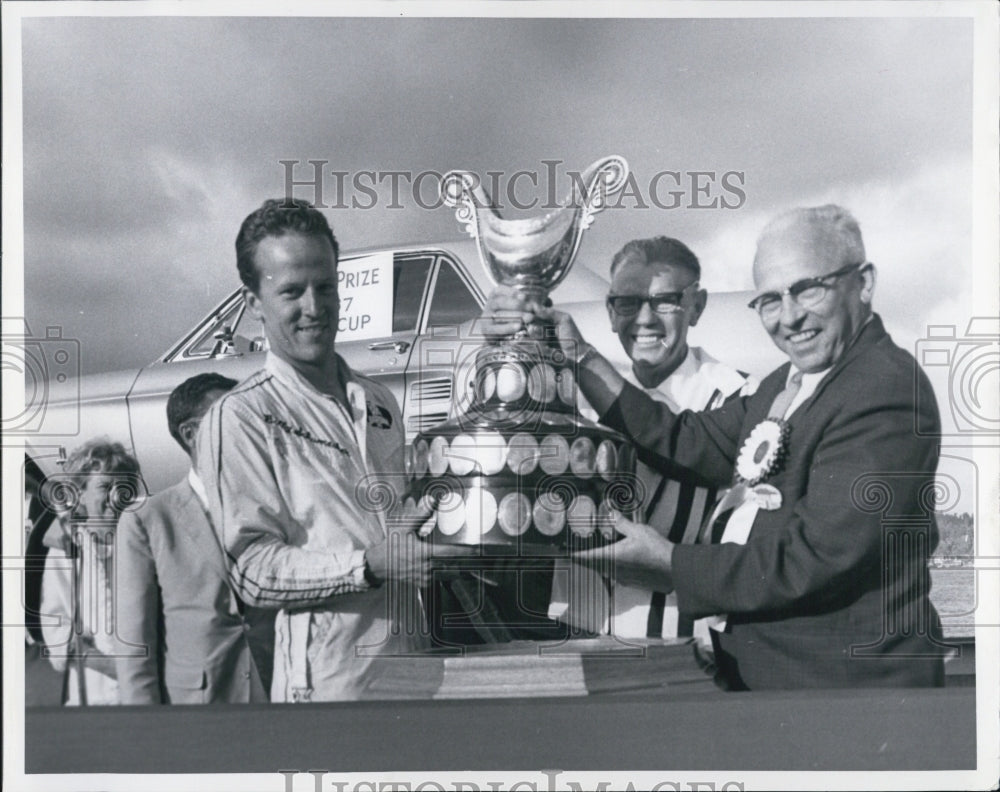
top-left (406, 157), bottom-right (640, 554)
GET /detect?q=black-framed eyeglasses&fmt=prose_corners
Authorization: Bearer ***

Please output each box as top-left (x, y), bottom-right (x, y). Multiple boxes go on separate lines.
top-left (607, 282), bottom-right (699, 317)
top-left (747, 262), bottom-right (867, 320)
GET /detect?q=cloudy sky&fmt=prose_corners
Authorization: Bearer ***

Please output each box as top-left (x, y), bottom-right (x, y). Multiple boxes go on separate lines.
top-left (15, 11), bottom-right (979, 376)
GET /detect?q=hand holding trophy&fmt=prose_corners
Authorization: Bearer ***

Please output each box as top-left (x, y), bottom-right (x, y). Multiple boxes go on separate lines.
top-left (481, 284), bottom-right (589, 363)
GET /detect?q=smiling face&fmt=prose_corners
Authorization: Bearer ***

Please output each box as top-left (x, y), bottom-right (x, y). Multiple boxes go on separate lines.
top-left (70, 474), bottom-right (118, 523)
top-left (752, 222), bottom-right (874, 373)
top-left (607, 261), bottom-right (706, 387)
top-left (245, 231), bottom-right (340, 381)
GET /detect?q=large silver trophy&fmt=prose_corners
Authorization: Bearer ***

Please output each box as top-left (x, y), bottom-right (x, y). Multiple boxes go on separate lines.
top-left (405, 156), bottom-right (640, 557)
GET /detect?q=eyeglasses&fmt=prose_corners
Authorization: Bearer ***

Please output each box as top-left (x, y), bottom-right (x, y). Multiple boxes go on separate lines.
top-left (607, 282), bottom-right (699, 317)
top-left (748, 263), bottom-right (866, 320)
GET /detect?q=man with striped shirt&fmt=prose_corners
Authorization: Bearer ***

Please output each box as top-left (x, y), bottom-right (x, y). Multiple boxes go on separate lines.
top-left (545, 237), bottom-right (756, 639)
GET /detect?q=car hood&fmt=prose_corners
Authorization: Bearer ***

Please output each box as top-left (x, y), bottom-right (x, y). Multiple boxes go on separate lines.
top-left (48, 365), bottom-right (142, 407)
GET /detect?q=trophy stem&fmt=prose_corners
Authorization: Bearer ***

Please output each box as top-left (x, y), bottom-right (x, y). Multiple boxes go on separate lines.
top-left (510, 285), bottom-right (550, 341)
top-left (513, 284), bottom-right (547, 303)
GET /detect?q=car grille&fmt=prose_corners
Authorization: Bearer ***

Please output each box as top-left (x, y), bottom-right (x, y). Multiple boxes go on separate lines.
top-left (407, 412), bottom-right (450, 433)
top-left (410, 378), bottom-right (453, 402)
top-left (407, 377), bottom-right (453, 434)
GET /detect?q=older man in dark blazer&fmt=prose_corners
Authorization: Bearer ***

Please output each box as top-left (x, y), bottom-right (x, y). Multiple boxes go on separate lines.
top-left (484, 204), bottom-right (948, 689)
top-left (116, 374), bottom-right (273, 704)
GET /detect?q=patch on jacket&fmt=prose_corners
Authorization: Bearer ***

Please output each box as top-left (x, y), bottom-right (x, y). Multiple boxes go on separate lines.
top-left (367, 402), bottom-right (393, 429)
top-left (263, 413), bottom-right (350, 456)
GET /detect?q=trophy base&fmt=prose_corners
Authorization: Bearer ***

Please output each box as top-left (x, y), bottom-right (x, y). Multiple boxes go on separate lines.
top-left (425, 556), bottom-right (573, 647)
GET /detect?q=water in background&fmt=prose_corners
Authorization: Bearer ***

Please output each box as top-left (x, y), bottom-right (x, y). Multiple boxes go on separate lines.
top-left (931, 567), bottom-right (976, 639)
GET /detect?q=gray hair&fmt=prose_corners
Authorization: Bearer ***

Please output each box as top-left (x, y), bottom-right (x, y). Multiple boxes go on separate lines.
top-left (755, 204), bottom-right (866, 266)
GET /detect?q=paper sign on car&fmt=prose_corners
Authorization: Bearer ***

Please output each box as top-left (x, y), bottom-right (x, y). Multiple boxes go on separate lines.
top-left (337, 251), bottom-right (393, 341)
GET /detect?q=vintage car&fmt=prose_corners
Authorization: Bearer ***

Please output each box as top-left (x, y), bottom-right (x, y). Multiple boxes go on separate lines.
top-left (22, 238), bottom-right (783, 499)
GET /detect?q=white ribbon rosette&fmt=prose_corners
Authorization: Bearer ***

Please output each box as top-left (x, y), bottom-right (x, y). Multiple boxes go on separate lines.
top-left (735, 418), bottom-right (790, 486)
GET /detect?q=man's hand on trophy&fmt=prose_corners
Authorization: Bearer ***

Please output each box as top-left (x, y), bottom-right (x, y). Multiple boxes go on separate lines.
top-left (479, 285), bottom-right (541, 340)
top-left (366, 495), bottom-right (474, 586)
top-left (572, 512), bottom-right (675, 593)
top-left (382, 492), bottom-right (437, 539)
top-left (480, 285), bottom-right (588, 357)
top-left (531, 304), bottom-right (591, 363)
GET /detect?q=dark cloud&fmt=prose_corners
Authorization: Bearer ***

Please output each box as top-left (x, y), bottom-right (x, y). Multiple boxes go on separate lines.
top-left (18, 15), bottom-right (974, 374)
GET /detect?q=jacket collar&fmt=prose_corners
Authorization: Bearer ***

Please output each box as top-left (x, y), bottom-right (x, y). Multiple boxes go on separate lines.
top-left (264, 351), bottom-right (366, 411)
top-left (177, 476), bottom-right (230, 579)
top-left (265, 351), bottom-right (354, 394)
top-left (187, 468), bottom-right (208, 510)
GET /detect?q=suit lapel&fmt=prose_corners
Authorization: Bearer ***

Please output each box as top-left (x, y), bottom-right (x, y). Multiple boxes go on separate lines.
top-left (745, 364), bottom-right (790, 432)
top-left (788, 314), bottom-right (887, 421)
top-left (173, 481), bottom-right (230, 583)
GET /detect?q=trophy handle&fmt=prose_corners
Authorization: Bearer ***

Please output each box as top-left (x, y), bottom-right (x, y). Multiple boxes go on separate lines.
top-left (571, 155), bottom-right (630, 230)
top-left (440, 170), bottom-right (496, 240)
top-left (441, 156), bottom-right (629, 295)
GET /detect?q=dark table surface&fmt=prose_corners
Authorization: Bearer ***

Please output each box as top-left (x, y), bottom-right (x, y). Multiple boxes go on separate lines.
top-left (26, 638), bottom-right (977, 774)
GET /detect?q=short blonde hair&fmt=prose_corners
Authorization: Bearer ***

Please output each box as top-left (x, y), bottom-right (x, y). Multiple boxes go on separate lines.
top-left (59, 438), bottom-right (143, 515)
top-left (62, 437), bottom-right (140, 481)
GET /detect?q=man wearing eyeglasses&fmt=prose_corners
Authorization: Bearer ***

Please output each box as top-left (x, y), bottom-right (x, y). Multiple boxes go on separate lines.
top-left (547, 237), bottom-right (756, 641)
top-left (484, 204), bottom-right (946, 689)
